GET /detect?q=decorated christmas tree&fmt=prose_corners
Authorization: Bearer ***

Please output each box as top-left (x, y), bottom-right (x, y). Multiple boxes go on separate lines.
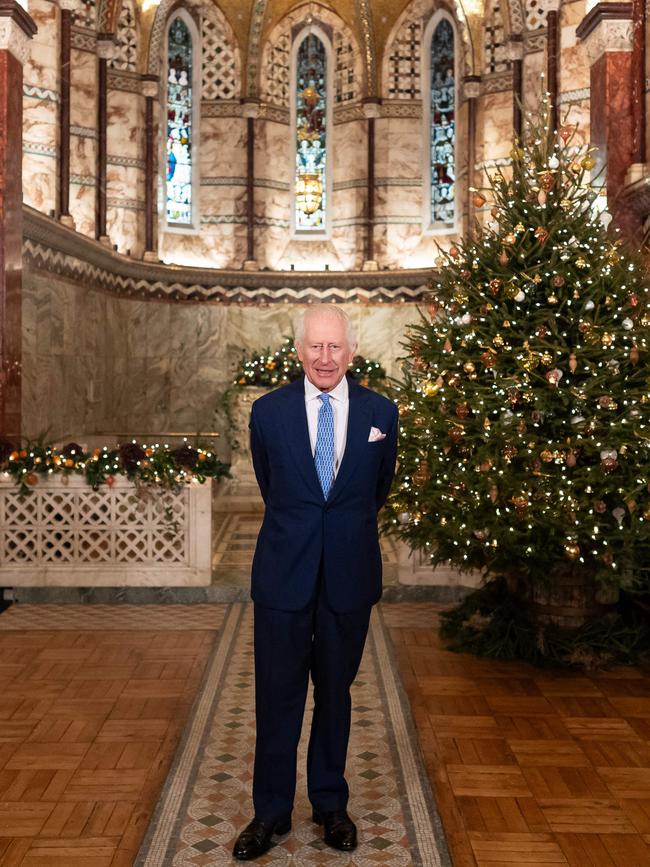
top-left (384, 99), bottom-right (650, 664)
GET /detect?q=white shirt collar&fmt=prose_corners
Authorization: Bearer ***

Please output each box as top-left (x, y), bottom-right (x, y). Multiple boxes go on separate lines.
top-left (304, 373), bottom-right (349, 402)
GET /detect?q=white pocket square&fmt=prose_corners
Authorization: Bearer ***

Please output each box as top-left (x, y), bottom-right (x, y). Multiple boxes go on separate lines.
top-left (368, 426), bottom-right (386, 442)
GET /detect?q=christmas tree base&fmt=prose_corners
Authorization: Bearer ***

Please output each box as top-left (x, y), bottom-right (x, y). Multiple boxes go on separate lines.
top-left (531, 572), bottom-right (619, 629)
top-left (440, 579), bottom-right (650, 669)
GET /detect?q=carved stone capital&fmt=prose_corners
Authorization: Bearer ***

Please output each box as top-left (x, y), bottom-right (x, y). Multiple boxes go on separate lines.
top-left (362, 98), bottom-right (381, 119)
top-left (241, 100), bottom-right (260, 119)
top-left (141, 74), bottom-right (159, 99)
top-left (462, 76), bottom-right (481, 100)
top-left (576, 2), bottom-right (633, 64)
top-left (0, 0), bottom-right (36, 63)
top-left (508, 35), bottom-right (524, 60)
top-left (96, 33), bottom-right (116, 60)
top-left (59, 0), bottom-right (78, 12)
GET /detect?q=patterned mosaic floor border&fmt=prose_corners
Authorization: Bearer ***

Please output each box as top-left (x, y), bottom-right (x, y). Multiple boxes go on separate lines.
top-left (135, 603), bottom-right (451, 865)
top-left (0, 603), bottom-right (227, 631)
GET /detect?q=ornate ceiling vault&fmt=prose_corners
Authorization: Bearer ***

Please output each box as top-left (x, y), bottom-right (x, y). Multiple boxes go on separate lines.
top-left (100, 0), bottom-right (497, 92)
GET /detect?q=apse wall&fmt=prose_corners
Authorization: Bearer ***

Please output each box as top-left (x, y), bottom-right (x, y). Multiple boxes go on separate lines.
top-left (21, 258), bottom-right (421, 449)
top-left (21, 0), bottom-right (596, 272)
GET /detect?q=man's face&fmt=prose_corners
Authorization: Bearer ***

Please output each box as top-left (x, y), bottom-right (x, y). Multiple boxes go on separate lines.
top-left (296, 314), bottom-right (356, 392)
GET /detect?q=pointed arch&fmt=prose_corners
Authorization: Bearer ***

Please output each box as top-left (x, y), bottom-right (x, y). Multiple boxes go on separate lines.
top-left (163, 7), bottom-right (201, 229)
top-left (291, 22), bottom-right (333, 236)
top-left (422, 9), bottom-right (458, 231)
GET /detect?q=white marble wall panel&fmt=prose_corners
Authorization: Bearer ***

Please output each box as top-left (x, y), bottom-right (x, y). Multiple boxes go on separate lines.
top-left (200, 116), bottom-right (247, 179)
top-left (477, 91), bottom-right (512, 167)
top-left (106, 85), bottom-right (144, 254)
top-left (107, 89), bottom-right (142, 160)
top-left (23, 0), bottom-right (59, 216)
top-left (332, 119), bottom-right (366, 183)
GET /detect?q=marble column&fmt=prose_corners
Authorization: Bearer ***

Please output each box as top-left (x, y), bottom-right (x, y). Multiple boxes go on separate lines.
top-left (463, 76), bottom-right (481, 231)
top-left (242, 98), bottom-right (260, 271)
top-left (96, 34), bottom-right (114, 246)
top-left (576, 2), bottom-right (637, 232)
top-left (546, 0), bottom-right (560, 133)
top-left (509, 35), bottom-right (524, 139)
top-left (362, 98), bottom-right (381, 271)
top-left (142, 75), bottom-right (159, 263)
top-left (0, 0), bottom-right (36, 438)
top-left (58, 0), bottom-right (75, 228)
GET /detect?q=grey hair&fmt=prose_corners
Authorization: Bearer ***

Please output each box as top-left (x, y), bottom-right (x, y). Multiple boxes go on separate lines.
top-left (294, 305), bottom-right (358, 350)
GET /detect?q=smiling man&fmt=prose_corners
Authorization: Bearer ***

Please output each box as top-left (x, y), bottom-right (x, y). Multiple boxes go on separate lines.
top-left (233, 305), bottom-right (398, 861)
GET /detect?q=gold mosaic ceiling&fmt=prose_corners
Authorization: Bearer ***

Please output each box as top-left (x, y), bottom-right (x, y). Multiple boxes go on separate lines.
top-left (136, 0), bottom-right (418, 80)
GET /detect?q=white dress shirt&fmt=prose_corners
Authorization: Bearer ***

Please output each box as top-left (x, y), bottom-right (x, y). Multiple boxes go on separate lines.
top-left (304, 374), bottom-right (349, 477)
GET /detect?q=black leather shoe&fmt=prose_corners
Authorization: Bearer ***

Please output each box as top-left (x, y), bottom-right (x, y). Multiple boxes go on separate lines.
top-left (232, 816), bottom-right (291, 861)
top-left (312, 808), bottom-right (357, 852)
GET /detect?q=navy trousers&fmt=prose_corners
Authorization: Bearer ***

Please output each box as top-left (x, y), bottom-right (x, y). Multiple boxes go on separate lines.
top-left (252, 584), bottom-right (371, 822)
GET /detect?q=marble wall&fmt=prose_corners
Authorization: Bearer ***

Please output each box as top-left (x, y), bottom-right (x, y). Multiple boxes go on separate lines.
top-left (23, 0), bottom-right (58, 217)
top-left (22, 265), bottom-right (420, 454)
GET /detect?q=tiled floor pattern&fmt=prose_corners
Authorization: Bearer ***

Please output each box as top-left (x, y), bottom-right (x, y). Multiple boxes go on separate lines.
top-left (0, 604), bottom-right (227, 631)
top-left (386, 603), bottom-right (650, 867)
top-left (137, 604), bottom-right (451, 866)
top-left (0, 605), bottom-right (224, 867)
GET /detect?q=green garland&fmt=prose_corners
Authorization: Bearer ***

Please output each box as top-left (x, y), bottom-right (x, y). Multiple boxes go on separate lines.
top-left (232, 336), bottom-right (387, 389)
top-left (0, 438), bottom-right (230, 495)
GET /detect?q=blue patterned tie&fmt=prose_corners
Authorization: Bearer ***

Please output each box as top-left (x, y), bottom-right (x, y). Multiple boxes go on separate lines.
top-left (314, 393), bottom-right (335, 499)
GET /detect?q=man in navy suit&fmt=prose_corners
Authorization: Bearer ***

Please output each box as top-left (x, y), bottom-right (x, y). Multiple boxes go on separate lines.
top-left (233, 305), bottom-right (398, 861)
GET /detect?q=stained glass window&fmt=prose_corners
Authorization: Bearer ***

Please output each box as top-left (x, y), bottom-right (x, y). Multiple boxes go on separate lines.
top-left (166, 16), bottom-right (193, 225)
top-left (430, 19), bottom-right (455, 227)
top-left (295, 33), bottom-right (327, 232)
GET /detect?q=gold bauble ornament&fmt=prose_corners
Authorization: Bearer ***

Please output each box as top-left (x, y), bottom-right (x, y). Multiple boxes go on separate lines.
top-left (463, 362), bottom-right (475, 374)
top-left (576, 257), bottom-right (587, 268)
top-left (547, 294), bottom-right (558, 305)
top-left (413, 460), bottom-right (430, 485)
top-left (601, 333), bottom-right (614, 347)
top-left (455, 402), bottom-right (469, 419)
top-left (582, 156), bottom-right (596, 171)
top-left (540, 449), bottom-right (554, 462)
top-left (560, 198), bottom-right (572, 211)
top-left (398, 404), bottom-right (411, 417)
top-left (493, 335), bottom-right (505, 348)
top-left (504, 233), bottom-right (517, 245)
top-left (565, 543), bottom-right (580, 561)
top-left (423, 378), bottom-right (443, 397)
top-left (541, 351), bottom-right (553, 365)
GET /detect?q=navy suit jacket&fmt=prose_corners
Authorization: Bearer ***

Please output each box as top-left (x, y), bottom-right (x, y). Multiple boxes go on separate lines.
top-left (249, 376), bottom-right (398, 613)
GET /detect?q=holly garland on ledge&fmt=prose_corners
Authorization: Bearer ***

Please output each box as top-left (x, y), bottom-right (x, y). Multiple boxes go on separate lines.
top-left (232, 336), bottom-right (387, 389)
top-left (382, 100), bottom-right (650, 666)
top-left (0, 438), bottom-right (230, 495)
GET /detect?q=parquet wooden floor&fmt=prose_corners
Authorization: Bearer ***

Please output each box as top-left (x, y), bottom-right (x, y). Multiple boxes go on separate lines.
top-left (2, 602), bottom-right (650, 866)
top-left (385, 603), bottom-right (650, 867)
top-left (0, 606), bottom-right (220, 867)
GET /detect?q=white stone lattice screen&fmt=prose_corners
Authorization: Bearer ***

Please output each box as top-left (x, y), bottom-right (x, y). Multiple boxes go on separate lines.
top-left (0, 476), bottom-right (212, 586)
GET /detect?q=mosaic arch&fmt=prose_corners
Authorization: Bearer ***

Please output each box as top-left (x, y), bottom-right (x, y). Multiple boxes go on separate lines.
top-left (293, 26), bottom-right (330, 232)
top-left (259, 6), bottom-right (362, 108)
top-left (426, 11), bottom-right (456, 228)
top-left (165, 9), bottom-right (199, 226)
top-left (381, 0), bottom-right (473, 98)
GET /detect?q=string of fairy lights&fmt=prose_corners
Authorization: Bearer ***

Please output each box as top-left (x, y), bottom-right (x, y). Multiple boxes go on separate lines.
top-left (383, 100), bottom-right (650, 590)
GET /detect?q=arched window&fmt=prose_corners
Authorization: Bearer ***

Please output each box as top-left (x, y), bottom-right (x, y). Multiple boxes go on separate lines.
top-left (425, 14), bottom-right (456, 231)
top-left (165, 11), bottom-right (199, 228)
top-left (292, 28), bottom-right (330, 235)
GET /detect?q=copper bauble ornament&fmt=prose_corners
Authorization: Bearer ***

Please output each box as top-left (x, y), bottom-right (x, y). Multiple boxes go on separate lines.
top-left (600, 457), bottom-right (618, 473)
top-left (630, 345), bottom-right (639, 365)
top-left (539, 172), bottom-right (555, 191)
top-left (443, 338), bottom-right (452, 352)
top-left (398, 404), bottom-right (410, 417)
top-left (566, 450), bottom-right (577, 467)
top-left (501, 444), bottom-right (518, 461)
top-left (534, 226), bottom-right (549, 244)
top-left (629, 293), bottom-right (639, 307)
top-left (569, 352), bottom-right (577, 373)
top-left (595, 500), bottom-right (607, 513)
top-left (552, 275), bottom-right (565, 288)
top-left (447, 372), bottom-right (461, 387)
top-left (578, 321), bottom-right (591, 333)
top-left (25, 472), bottom-right (38, 486)
top-left (538, 190), bottom-right (547, 206)
top-left (491, 206), bottom-right (499, 218)
top-left (489, 484), bottom-right (498, 502)
top-left (559, 125), bottom-right (574, 142)
top-left (504, 233), bottom-right (517, 245)
top-left (455, 402), bottom-right (469, 419)
top-left (472, 192), bottom-right (487, 208)
top-left (511, 493), bottom-right (528, 509)
top-left (413, 461), bottom-right (430, 485)
top-left (449, 426), bottom-right (465, 443)
top-left (481, 349), bottom-right (497, 367)
top-left (449, 246), bottom-right (460, 259)
top-left (499, 249), bottom-right (509, 266)
top-left (489, 278), bottom-right (503, 295)
top-left (540, 449), bottom-right (553, 462)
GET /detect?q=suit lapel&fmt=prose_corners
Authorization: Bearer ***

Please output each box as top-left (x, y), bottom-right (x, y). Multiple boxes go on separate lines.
top-left (281, 379), bottom-right (323, 498)
top-left (327, 379), bottom-right (372, 503)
